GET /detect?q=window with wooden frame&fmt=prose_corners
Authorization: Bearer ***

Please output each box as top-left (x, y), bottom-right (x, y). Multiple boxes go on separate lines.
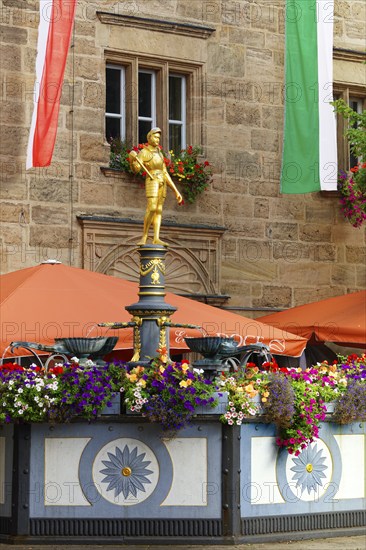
top-left (105, 53), bottom-right (203, 152)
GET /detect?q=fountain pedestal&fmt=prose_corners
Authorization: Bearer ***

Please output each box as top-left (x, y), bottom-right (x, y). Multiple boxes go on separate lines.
top-left (126, 245), bottom-right (176, 363)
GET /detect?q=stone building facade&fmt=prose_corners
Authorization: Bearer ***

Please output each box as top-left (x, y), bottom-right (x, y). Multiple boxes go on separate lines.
top-left (0, 0), bottom-right (365, 317)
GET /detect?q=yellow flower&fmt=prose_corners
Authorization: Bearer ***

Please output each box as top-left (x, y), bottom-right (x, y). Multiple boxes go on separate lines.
top-left (159, 365), bottom-right (165, 374)
top-left (244, 384), bottom-right (257, 398)
top-left (181, 363), bottom-right (190, 372)
top-left (127, 373), bottom-right (137, 382)
top-left (179, 379), bottom-right (192, 388)
top-left (137, 379), bottom-right (146, 388)
top-left (236, 387), bottom-right (243, 393)
top-left (261, 397), bottom-right (267, 403)
top-left (262, 391), bottom-right (269, 398)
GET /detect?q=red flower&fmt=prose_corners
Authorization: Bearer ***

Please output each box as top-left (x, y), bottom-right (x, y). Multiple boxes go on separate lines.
top-left (49, 366), bottom-right (63, 375)
top-left (0, 362), bottom-right (23, 371)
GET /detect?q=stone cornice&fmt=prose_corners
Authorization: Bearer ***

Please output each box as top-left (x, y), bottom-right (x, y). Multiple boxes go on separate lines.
top-left (96, 12), bottom-right (215, 39)
top-left (333, 47), bottom-right (366, 63)
top-left (77, 215), bottom-right (227, 233)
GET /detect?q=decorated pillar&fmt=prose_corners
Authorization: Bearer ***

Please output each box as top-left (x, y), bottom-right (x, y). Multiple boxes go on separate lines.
top-left (125, 245), bottom-right (176, 363)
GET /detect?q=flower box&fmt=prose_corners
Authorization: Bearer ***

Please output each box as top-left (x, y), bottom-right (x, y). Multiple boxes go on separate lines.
top-left (101, 392), bottom-right (121, 415)
top-left (325, 402), bottom-right (336, 414)
top-left (194, 391), bottom-right (228, 415)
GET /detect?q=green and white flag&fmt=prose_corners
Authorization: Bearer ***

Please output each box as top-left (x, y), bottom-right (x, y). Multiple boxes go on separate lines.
top-left (281, 0), bottom-right (337, 193)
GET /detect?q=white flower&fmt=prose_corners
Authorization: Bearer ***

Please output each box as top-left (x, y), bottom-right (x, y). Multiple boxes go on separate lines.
top-left (8, 380), bottom-right (14, 386)
top-left (34, 396), bottom-right (39, 403)
top-left (38, 402), bottom-right (43, 408)
top-left (236, 420), bottom-right (242, 425)
top-left (71, 357), bottom-right (79, 363)
top-left (17, 388), bottom-right (23, 394)
top-left (84, 360), bottom-right (94, 368)
top-left (193, 368), bottom-right (204, 374)
top-left (18, 409), bottom-right (24, 415)
top-left (228, 419), bottom-right (234, 425)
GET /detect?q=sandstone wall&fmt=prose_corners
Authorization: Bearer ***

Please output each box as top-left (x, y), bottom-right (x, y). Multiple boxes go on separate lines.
top-left (0, 0), bottom-right (365, 315)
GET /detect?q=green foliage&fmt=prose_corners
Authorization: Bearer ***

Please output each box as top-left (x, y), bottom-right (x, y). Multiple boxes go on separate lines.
top-left (166, 146), bottom-right (212, 203)
top-left (332, 99), bottom-right (366, 227)
top-left (332, 99), bottom-right (366, 160)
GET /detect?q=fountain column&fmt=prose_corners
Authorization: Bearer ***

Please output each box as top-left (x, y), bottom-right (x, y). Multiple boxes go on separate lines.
top-left (125, 245), bottom-right (176, 364)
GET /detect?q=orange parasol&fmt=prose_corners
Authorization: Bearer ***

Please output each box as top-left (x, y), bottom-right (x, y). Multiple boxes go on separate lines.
top-left (0, 262), bottom-right (307, 360)
top-left (259, 291), bottom-right (366, 348)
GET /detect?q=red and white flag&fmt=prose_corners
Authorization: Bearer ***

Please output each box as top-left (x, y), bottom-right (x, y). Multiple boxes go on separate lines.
top-left (26, 0), bottom-right (77, 169)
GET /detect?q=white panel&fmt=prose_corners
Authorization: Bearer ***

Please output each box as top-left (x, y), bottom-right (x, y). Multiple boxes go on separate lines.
top-left (0, 438), bottom-right (6, 504)
top-left (334, 434), bottom-right (365, 499)
top-left (251, 437), bottom-right (284, 504)
top-left (45, 438), bottom-right (91, 506)
top-left (162, 438), bottom-right (207, 506)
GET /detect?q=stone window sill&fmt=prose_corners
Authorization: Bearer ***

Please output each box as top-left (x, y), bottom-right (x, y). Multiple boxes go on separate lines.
top-left (320, 190), bottom-right (341, 198)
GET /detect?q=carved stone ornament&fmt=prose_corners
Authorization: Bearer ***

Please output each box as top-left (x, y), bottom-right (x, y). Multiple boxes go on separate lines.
top-left (78, 216), bottom-right (226, 304)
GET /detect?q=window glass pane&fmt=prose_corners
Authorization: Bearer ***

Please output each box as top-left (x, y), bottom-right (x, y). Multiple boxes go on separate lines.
top-left (169, 75), bottom-right (182, 121)
top-left (106, 117), bottom-right (121, 141)
top-left (106, 68), bottom-right (121, 114)
top-left (169, 123), bottom-right (182, 152)
top-left (139, 72), bottom-right (152, 118)
top-left (139, 120), bottom-right (152, 144)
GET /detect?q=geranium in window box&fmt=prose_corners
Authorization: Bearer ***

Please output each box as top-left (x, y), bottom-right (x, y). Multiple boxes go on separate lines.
top-left (108, 138), bottom-right (212, 204)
